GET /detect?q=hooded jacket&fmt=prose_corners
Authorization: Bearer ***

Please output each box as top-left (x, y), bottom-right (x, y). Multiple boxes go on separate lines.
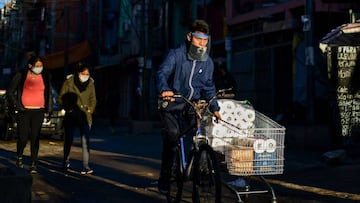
top-left (58, 74), bottom-right (96, 125)
top-left (156, 43), bottom-right (220, 112)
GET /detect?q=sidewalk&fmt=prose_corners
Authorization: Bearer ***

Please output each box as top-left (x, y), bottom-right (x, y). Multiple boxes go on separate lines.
top-left (0, 125), bottom-right (167, 203)
top-left (0, 122), bottom-right (359, 202)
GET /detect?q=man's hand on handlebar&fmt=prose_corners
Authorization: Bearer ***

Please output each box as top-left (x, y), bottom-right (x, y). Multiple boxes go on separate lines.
top-left (213, 111), bottom-right (221, 123)
top-left (161, 91), bottom-right (175, 102)
top-left (160, 92), bottom-right (222, 123)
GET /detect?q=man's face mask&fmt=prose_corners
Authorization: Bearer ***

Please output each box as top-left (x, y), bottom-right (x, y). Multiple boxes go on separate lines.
top-left (188, 32), bottom-right (209, 61)
top-left (189, 44), bottom-right (207, 60)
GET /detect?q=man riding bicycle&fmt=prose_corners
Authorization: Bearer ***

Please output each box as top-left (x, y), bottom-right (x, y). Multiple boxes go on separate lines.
top-left (156, 19), bottom-right (221, 194)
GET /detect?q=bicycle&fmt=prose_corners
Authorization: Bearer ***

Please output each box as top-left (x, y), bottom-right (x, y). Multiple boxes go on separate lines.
top-left (161, 90), bottom-right (231, 203)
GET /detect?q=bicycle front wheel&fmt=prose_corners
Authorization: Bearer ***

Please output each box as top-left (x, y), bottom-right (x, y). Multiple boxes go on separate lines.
top-left (192, 144), bottom-right (221, 203)
top-left (167, 146), bottom-right (184, 203)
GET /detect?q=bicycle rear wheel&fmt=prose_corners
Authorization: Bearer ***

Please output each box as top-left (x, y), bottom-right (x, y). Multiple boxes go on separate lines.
top-left (192, 144), bottom-right (221, 203)
top-left (167, 146), bottom-right (184, 203)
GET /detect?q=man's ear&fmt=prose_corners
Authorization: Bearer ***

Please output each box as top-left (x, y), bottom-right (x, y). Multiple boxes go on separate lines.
top-left (186, 32), bottom-right (192, 42)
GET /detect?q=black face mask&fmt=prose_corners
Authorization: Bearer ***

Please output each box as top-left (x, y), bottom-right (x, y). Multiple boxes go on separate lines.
top-left (188, 44), bottom-right (207, 61)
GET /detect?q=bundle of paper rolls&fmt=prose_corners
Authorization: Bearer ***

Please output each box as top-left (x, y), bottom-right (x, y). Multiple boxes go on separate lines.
top-left (208, 99), bottom-right (256, 153)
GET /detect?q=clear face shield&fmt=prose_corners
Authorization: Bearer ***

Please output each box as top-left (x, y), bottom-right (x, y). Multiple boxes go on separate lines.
top-left (188, 32), bottom-right (210, 61)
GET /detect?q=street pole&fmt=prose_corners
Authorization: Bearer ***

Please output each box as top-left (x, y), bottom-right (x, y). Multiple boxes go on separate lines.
top-left (192, 0), bottom-right (197, 20)
top-left (304, 0), bottom-right (315, 123)
top-left (98, 1), bottom-right (102, 66)
top-left (64, 6), bottom-right (70, 78)
top-left (224, 17), bottom-right (232, 72)
top-left (49, 0), bottom-right (56, 53)
top-left (162, 0), bottom-right (169, 51)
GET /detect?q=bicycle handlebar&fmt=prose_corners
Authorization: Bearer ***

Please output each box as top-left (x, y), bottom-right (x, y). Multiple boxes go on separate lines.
top-left (159, 87), bottom-right (233, 103)
top-left (160, 88), bottom-right (233, 109)
top-left (160, 89), bottom-right (234, 123)
top-left (217, 87), bottom-right (233, 94)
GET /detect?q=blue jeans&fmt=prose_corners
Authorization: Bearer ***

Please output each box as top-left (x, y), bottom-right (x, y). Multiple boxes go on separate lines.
top-left (63, 124), bottom-right (91, 168)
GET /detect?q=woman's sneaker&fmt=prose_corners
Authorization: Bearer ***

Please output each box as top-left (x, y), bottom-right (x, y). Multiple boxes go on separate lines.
top-left (62, 161), bottom-right (70, 171)
top-left (30, 163), bottom-right (37, 174)
top-left (81, 167), bottom-right (93, 175)
top-left (16, 157), bottom-right (24, 168)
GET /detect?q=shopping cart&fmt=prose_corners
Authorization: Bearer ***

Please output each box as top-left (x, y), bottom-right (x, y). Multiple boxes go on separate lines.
top-left (206, 99), bottom-right (285, 203)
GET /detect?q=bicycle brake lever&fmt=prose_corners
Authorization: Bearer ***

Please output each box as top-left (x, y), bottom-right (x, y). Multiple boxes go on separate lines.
top-left (217, 87), bottom-right (233, 95)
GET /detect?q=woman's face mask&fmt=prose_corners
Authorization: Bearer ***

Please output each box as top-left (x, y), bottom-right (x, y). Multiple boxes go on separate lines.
top-left (31, 66), bottom-right (43, 74)
top-left (78, 69), bottom-right (90, 82)
top-left (31, 61), bottom-right (43, 74)
top-left (79, 75), bottom-right (89, 82)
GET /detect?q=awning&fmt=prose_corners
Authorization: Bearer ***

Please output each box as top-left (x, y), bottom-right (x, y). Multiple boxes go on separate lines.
top-left (319, 21), bottom-right (360, 52)
top-left (42, 40), bottom-right (92, 69)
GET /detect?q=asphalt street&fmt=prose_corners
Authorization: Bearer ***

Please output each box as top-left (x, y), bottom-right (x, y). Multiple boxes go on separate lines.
top-left (0, 121), bottom-right (360, 203)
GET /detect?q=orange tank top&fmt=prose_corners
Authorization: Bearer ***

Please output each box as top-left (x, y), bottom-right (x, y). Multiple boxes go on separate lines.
top-left (21, 72), bottom-right (45, 109)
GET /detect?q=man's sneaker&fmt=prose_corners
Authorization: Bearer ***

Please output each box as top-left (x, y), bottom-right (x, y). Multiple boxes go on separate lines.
top-left (157, 177), bottom-right (170, 194)
top-left (81, 167), bottom-right (93, 175)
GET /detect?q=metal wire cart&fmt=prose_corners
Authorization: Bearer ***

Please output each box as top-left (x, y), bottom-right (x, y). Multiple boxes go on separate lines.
top-left (206, 99), bottom-right (285, 203)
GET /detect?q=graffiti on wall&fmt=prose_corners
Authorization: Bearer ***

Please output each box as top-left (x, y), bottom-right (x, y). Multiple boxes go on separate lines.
top-left (336, 46), bottom-right (360, 136)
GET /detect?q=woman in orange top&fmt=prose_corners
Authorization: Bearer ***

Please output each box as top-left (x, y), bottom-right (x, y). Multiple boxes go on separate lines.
top-left (6, 55), bottom-right (52, 174)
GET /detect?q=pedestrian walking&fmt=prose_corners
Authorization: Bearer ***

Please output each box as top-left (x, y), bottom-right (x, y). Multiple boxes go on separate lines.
top-left (156, 19), bottom-right (221, 193)
top-left (6, 55), bottom-right (53, 174)
top-left (58, 62), bottom-right (97, 175)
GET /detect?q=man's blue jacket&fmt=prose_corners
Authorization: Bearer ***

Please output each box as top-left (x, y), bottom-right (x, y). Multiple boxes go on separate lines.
top-left (156, 43), bottom-right (220, 112)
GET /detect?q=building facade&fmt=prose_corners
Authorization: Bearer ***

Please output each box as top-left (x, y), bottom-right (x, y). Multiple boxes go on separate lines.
top-left (2, 0), bottom-right (358, 124)
top-left (224, 0), bottom-right (360, 123)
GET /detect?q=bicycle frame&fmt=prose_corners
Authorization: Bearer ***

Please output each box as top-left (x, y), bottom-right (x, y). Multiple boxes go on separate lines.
top-left (171, 88), bottom-right (233, 171)
top-left (165, 89), bottom-right (230, 203)
top-left (176, 98), bottom-right (211, 179)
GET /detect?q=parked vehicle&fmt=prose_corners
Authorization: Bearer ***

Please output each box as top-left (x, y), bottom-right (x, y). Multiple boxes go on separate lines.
top-left (0, 89), bottom-right (65, 140)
